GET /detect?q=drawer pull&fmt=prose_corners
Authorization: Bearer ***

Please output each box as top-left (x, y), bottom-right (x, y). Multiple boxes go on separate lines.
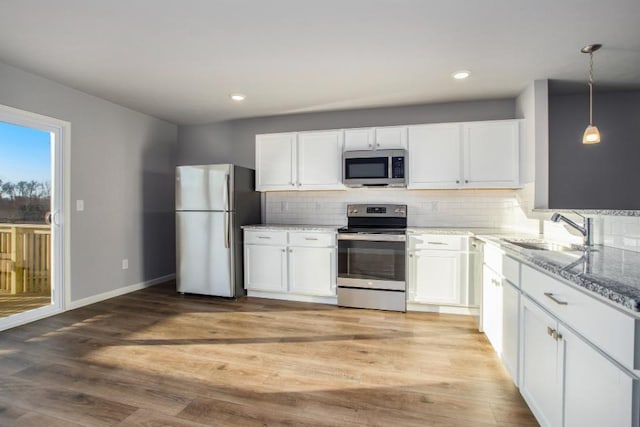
top-left (258, 236), bottom-right (271, 239)
top-left (427, 241), bottom-right (448, 245)
top-left (304, 237), bottom-right (319, 241)
top-left (544, 292), bottom-right (568, 305)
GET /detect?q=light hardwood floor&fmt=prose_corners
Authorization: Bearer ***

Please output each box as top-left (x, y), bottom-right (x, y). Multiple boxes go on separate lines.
top-left (0, 281), bottom-right (537, 426)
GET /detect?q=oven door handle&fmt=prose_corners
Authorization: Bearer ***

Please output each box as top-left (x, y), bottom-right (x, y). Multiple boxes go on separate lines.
top-left (338, 233), bottom-right (406, 242)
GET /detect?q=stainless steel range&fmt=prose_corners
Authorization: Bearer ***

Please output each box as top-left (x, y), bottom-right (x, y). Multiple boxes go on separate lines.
top-left (337, 204), bottom-right (407, 312)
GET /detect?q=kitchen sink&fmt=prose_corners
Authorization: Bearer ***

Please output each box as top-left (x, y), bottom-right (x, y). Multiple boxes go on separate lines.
top-left (500, 238), bottom-right (590, 252)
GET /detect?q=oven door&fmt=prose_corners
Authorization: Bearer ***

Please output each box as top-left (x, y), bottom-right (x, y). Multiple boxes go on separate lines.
top-left (337, 235), bottom-right (406, 291)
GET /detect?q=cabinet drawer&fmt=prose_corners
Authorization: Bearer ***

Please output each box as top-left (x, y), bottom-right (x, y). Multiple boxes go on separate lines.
top-left (521, 264), bottom-right (638, 371)
top-left (483, 243), bottom-right (520, 286)
top-left (244, 230), bottom-right (288, 245)
top-left (289, 232), bottom-right (335, 247)
top-left (412, 234), bottom-right (465, 251)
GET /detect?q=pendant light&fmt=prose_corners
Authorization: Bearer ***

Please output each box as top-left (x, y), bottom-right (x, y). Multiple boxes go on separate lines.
top-left (581, 44), bottom-right (602, 144)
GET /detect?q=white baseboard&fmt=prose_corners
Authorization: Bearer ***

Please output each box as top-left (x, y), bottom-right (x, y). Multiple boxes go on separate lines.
top-left (247, 290), bottom-right (337, 305)
top-left (67, 274), bottom-right (175, 310)
top-left (407, 302), bottom-right (479, 316)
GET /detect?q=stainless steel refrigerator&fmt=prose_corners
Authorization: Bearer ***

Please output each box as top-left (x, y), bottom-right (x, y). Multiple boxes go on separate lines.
top-left (176, 164), bottom-right (261, 297)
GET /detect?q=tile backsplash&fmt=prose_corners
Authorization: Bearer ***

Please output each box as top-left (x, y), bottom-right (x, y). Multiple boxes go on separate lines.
top-left (265, 188), bottom-right (521, 228)
top-left (264, 187), bottom-right (640, 253)
top-left (603, 215), bottom-right (640, 252)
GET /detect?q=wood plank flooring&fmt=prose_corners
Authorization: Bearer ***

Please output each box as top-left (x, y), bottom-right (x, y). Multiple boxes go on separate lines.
top-left (0, 281), bottom-right (537, 426)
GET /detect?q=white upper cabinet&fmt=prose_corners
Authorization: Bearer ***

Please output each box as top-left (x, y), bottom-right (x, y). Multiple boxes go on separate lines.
top-left (463, 120), bottom-right (520, 188)
top-left (256, 119), bottom-right (520, 191)
top-left (408, 123), bottom-right (462, 188)
top-left (344, 126), bottom-right (407, 151)
top-left (407, 120), bottom-right (520, 189)
top-left (256, 130), bottom-right (344, 191)
top-left (297, 130), bottom-right (344, 190)
top-left (373, 126), bottom-right (407, 150)
top-left (344, 128), bottom-right (374, 151)
top-left (256, 133), bottom-right (297, 191)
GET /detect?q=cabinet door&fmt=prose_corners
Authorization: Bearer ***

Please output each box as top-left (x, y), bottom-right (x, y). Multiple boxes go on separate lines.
top-left (374, 126), bottom-right (407, 150)
top-left (297, 130), bottom-right (344, 190)
top-left (413, 250), bottom-right (462, 305)
top-left (562, 326), bottom-right (637, 427)
top-left (463, 120), bottom-right (519, 188)
top-left (482, 265), bottom-right (502, 352)
top-left (255, 133), bottom-right (297, 191)
top-left (501, 280), bottom-right (520, 384)
top-left (288, 246), bottom-right (336, 296)
top-left (407, 124), bottom-right (462, 188)
top-left (344, 128), bottom-right (374, 151)
top-left (520, 297), bottom-right (563, 427)
top-left (244, 244), bottom-right (287, 292)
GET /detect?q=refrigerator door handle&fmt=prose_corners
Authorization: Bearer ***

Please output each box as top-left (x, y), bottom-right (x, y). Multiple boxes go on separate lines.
top-left (224, 211), bottom-right (230, 249)
top-left (224, 173), bottom-right (231, 211)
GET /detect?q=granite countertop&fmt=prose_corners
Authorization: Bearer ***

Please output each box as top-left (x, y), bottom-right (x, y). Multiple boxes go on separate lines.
top-left (407, 227), bottom-right (506, 235)
top-left (242, 224), bottom-right (343, 232)
top-left (478, 235), bottom-right (640, 314)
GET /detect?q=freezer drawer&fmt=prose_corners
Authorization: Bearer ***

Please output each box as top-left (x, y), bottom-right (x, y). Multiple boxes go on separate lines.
top-left (177, 211), bottom-right (233, 297)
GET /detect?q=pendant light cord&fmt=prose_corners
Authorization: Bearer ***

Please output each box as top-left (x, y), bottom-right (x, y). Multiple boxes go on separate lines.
top-left (588, 52), bottom-right (594, 125)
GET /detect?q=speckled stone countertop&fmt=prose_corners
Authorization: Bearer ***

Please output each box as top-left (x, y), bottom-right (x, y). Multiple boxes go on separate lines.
top-left (242, 224), bottom-right (343, 232)
top-left (478, 235), bottom-right (640, 314)
top-left (407, 227), bottom-right (506, 235)
top-left (532, 208), bottom-right (640, 217)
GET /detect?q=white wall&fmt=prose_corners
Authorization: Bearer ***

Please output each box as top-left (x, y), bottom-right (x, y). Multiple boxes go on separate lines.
top-left (0, 61), bottom-right (178, 302)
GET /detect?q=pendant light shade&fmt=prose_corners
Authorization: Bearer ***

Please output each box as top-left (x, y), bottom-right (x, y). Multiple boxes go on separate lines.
top-left (582, 125), bottom-right (600, 144)
top-left (581, 44), bottom-right (602, 145)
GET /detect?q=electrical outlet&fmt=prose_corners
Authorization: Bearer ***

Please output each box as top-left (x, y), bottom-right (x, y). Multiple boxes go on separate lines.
top-left (431, 201), bottom-right (439, 212)
top-left (76, 200), bottom-right (84, 211)
top-left (281, 201), bottom-right (288, 212)
top-left (122, 259), bottom-right (128, 270)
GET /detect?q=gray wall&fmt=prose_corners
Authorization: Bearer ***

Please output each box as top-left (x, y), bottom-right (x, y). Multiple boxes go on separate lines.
top-left (0, 61), bottom-right (178, 302)
top-left (178, 99), bottom-right (516, 168)
top-left (549, 90), bottom-right (640, 209)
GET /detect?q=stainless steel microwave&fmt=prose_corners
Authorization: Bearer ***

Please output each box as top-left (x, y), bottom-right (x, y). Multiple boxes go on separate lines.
top-left (343, 149), bottom-right (407, 187)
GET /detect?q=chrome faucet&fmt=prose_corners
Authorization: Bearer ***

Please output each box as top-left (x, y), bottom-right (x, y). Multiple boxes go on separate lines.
top-left (551, 212), bottom-right (593, 247)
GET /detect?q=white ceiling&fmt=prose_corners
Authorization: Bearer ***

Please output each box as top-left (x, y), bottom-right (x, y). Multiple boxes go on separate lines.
top-left (1, 1), bottom-right (639, 125)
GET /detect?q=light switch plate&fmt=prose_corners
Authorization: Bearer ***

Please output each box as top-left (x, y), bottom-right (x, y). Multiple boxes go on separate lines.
top-left (76, 200), bottom-right (84, 211)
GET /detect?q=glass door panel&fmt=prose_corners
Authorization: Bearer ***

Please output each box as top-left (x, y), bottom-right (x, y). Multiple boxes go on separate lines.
top-left (0, 121), bottom-right (52, 319)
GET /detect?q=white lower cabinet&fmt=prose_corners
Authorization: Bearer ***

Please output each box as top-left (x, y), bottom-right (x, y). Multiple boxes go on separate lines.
top-left (244, 230), bottom-right (336, 300)
top-left (520, 296), bottom-right (564, 427)
top-left (562, 325), bottom-right (637, 427)
top-left (481, 263), bottom-right (519, 383)
top-left (407, 234), bottom-right (473, 312)
top-left (244, 244), bottom-right (287, 292)
top-left (412, 250), bottom-right (461, 304)
top-left (288, 246), bottom-right (335, 296)
top-left (482, 244), bottom-right (639, 427)
top-left (520, 295), bottom-right (639, 427)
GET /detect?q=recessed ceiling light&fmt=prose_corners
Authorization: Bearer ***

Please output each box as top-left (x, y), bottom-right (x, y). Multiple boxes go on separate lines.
top-left (230, 93), bottom-right (246, 101)
top-left (452, 70), bottom-right (471, 80)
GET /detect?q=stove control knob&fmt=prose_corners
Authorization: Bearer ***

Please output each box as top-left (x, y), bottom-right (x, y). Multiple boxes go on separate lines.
top-left (350, 209), bottom-right (359, 214)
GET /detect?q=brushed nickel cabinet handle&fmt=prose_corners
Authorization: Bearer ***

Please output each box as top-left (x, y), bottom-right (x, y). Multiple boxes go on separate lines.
top-left (544, 292), bottom-right (568, 305)
top-left (258, 236), bottom-right (271, 239)
top-left (304, 237), bottom-right (319, 241)
top-left (427, 241), bottom-right (447, 245)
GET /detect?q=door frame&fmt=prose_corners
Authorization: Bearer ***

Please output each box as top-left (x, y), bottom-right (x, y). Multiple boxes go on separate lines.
top-left (0, 103), bottom-right (71, 331)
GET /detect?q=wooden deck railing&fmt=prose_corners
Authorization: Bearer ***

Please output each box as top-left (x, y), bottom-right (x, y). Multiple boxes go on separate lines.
top-left (0, 224), bottom-right (51, 295)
